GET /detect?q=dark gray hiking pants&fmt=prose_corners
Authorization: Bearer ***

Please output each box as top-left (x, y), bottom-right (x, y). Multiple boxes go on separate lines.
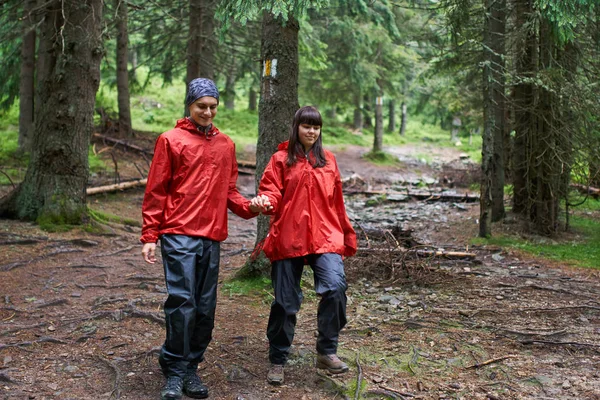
top-left (158, 234), bottom-right (220, 378)
top-left (267, 253), bottom-right (348, 365)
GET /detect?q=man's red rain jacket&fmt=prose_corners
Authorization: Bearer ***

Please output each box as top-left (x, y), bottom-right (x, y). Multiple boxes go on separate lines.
top-left (140, 118), bottom-right (257, 244)
top-left (258, 141), bottom-right (357, 262)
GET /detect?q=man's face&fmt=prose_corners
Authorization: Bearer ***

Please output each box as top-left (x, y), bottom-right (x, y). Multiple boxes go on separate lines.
top-left (189, 96), bottom-right (218, 127)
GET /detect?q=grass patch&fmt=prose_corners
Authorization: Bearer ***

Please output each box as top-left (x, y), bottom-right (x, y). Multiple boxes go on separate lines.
top-left (362, 150), bottom-right (400, 165)
top-left (88, 208), bottom-right (140, 227)
top-left (221, 276), bottom-right (272, 298)
top-left (471, 215), bottom-right (600, 269)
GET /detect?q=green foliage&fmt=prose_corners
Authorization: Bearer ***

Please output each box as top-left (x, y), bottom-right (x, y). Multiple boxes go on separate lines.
top-left (537, 0), bottom-right (596, 43)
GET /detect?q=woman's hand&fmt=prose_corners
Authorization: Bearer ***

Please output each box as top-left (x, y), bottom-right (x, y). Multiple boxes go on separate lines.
top-left (250, 194), bottom-right (274, 213)
top-left (142, 242), bottom-right (157, 264)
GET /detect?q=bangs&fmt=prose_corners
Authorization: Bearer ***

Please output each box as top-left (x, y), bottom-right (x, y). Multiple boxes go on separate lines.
top-left (297, 107), bottom-right (322, 126)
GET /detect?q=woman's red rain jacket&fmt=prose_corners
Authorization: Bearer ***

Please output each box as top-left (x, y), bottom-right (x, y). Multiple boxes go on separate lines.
top-left (140, 118), bottom-right (257, 244)
top-left (258, 141), bottom-right (357, 261)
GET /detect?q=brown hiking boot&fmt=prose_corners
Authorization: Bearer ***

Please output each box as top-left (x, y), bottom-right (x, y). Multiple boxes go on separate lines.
top-left (267, 364), bottom-right (284, 385)
top-left (316, 354), bottom-right (349, 374)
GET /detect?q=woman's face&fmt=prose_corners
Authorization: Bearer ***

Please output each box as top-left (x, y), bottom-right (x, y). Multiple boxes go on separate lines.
top-left (189, 96), bottom-right (218, 127)
top-left (298, 123), bottom-right (321, 152)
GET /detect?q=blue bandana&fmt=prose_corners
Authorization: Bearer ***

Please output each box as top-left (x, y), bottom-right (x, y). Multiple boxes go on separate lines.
top-left (185, 78), bottom-right (219, 107)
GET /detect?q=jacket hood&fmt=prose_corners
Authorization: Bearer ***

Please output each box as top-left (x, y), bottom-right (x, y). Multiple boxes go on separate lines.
top-left (278, 140), bottom-right (289, 151)
top-left (175, 117), bottom-right (219, 136)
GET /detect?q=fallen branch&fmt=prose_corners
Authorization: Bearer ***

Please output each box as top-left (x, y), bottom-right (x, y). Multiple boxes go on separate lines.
top-left (354, 351), bottom-right (363, 400)
top-left (521, 340), bottom-right (600, 348)
top-left (570, 183), bottom-right (600, 199)
top-left (465, 355), bottom-right (518, 369)
top-left (380, 385), bottom-right (415, 398)
top-left (0, 336), bottom-right (69, 350)
top-left (1, 322), bottom-right (47, 336)
top-left (357, 247), bottom-right (476, 260)
top-left (98, 356), bottom-right (122, 399)
top-left (92, 133), bottom-right (153, 156)
top-left (344, 189), bottom-right (479, 203)
top-left (90, 245), bottom-right (136, 258)
top-left (87, 179), bottom-right (147, 196)
top-left (366, 389), bottom-right (405, 399)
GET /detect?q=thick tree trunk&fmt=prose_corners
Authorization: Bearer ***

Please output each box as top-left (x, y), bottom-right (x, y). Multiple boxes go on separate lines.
top-left (115, 0), bottom-right (132, 137)
top-left (243, 12), bottom-right (299, 277)
top-left (0, 0), bottom-right (103, 223)
top-left (399, 100), bottom-right (407, 136)
top-left (185, 0), bottom-right (216, 115)
top-left (373, 94), bottom-right (383, 153)
top-left (387, 99), bottom-right (395, 132)
top-left (512, 0), bottom-right (534, 215)
top-left (18, 0), bottom-right (38, 152)
top-left (490, 0), bottom-right (506, 222)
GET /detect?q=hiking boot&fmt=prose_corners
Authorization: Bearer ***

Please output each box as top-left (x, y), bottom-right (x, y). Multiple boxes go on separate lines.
top-left (316, 353), bottom-right (349, 374)
top-left (183, 370), bottom-right (209, 399)
top-left (161, 376), bottom-right (183, 400)
top-left (267, 363), bottom-right (285, 385)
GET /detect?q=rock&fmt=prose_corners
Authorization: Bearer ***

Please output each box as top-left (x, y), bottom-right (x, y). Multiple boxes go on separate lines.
top-left (70, 292), bottom-right (82, 298)
top-left (407, 301), bottom-right (419, 307)
top-left (562, 380), bottom-right (571, 389)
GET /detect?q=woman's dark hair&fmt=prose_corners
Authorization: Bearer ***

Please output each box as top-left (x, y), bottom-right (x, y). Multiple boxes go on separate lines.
top-left (287, 106), bottom-right (327, 168)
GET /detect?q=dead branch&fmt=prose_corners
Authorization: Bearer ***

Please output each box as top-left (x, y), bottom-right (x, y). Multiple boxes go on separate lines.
top-left (36, 299), bottom-right (69, 308)
top-left (90, 245), bottom-right (136, 258)
top-left (366, 389), bottom-right (405, 399)
top-left (92, 133), bottom-right (153, 156)
top-left (354, 351), bottom-right (363, 400)
top-left (1, 322), bottom-right (47, 336)
top-left (459, 305), bottom-right (600, 318)
top-left (58, 264), bottom-right (110, 269)
top-left (344, 189), bottom-right (480, 202)
top-left (521, 340), bottom-right (600, 348)
top-left (356, 247), bottom-right (476, 260)
top-left (465, 355), bottom-right (518, 369)
top-left (570, 183), bottom-right (600, 199)
top-left (87, 179), bottom-right (147, 196)
top-left (498, 328), bottom-right (568, 338)
top-left (98, 356), bottom-right (122, 399)
top-left (380, 385), bottom-right (415, 398)
top-left (75, 283), bottom-right (139, 290)
top-left (0, 336), bottom-right (69, 350)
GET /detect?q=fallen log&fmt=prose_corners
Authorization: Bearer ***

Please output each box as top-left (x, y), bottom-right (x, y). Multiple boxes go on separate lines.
top-left (356, 247), bottom-right (477, 259)
top-left (344, 189), bottom-right (479, 203)
top-left (87, 178), bottom-right (147, 196)
top-left (570, 183), bottom-right (600, 199)
top-left (92, 133), bottom-right (153, 155)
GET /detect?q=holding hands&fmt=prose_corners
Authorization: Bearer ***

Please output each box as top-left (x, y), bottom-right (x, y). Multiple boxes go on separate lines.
top-left (250, 194), bottom-right (273, 214)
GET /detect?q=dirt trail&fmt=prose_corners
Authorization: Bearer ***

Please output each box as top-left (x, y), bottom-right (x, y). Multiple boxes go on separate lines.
top-left (1, 146), bottom-right (599, 400)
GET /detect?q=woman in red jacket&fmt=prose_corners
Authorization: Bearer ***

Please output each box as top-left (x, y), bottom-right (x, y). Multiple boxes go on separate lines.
top-left (258, 106), bottom-right (357, 385)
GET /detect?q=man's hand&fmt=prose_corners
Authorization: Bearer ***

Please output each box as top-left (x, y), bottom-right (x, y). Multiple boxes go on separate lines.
top-left (250, 194), bottom-right (273, 213)
top-left (142, 242), bottom-right (157, 264)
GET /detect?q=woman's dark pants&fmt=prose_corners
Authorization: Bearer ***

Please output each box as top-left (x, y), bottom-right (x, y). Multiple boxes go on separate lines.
top-left (267, 253), bottom-right (347, 365)
top-left (159, 234), bottom-right (220, 378)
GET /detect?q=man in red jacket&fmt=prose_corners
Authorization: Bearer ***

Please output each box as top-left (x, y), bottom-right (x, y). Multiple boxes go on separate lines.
top-left (141, 78), bottom-right (271, 400)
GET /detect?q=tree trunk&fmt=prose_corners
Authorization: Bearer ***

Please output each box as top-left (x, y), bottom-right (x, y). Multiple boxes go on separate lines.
top-left (373, 94), bottom-right (383, 153)
top-left (0, 0), bottom-right (103, 224)
top-left (248, 87), bottom-right (257, 111)
top-left (387, 99), bottom-right (395, 132)
top-left (225, 73), bottom-right (236, 110)
top-left (353, 93), bottom-right (363, 131)
top-left (490, 0), bottom-right (506, 222)
top-left (399, 100), bottom-right (407, 136)
top-left (479, 0), bottom-right (495, 238)
top-left (511, 0), bottom-right (534, 215)
top-left (243, 12), bottom-right (299, 277)
top-left (363, 94), bottom-right (372, 128)
top-left (185, 0), bottom-right (216, 115)
top-left (18, 0), bottom-right (38, 152)
top-left (115, 0), bottom-right (132, 137)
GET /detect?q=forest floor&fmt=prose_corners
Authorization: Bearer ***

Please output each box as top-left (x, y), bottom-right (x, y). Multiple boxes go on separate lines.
top-left (1, 138), bottom-right (599, 400)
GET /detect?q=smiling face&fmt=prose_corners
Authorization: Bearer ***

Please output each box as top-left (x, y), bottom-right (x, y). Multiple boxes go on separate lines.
top-left (298, 123), bottom-right (321, 152)
top-left (189, 96), bottom-right (218, 127)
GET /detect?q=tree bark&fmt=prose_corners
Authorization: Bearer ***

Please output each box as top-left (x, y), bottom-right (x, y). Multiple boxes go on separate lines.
top-left (18, 0), bottom-right (38, 152)
top-left (185, 0), bottom-right (216, 115)
top-left (225, 73), bottom-right (236, 110)
top-left (248, 87), bottom-right (257, 111)
top-left (243, 12), bottom-right (299, 276)
top-left (373, 94), bottom-right (383, 153)
top-left (353, 93), bottom-right (363, 131)
top-left (387, 99), bottom-right (395, 132)
top-left (115, 0), bottom-right (132, 137)
top-left (399, 100), bottom-right (407, 136)
top-left (0, 0), bottom-right (103, 223)
top-left (511, 0), bottom-right (535, 215)
top-left (490, 0), bottom-right (506, 222)
top-left (479, 0), bottom-right (495, 237)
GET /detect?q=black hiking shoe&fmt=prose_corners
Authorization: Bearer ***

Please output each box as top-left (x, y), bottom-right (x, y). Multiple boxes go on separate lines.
top-left (267, 363), bottom-right (284, 385)
top-left (161, 376), bottom-right (183, 400)
top-left (183, 370), bottom-right (209, 399)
